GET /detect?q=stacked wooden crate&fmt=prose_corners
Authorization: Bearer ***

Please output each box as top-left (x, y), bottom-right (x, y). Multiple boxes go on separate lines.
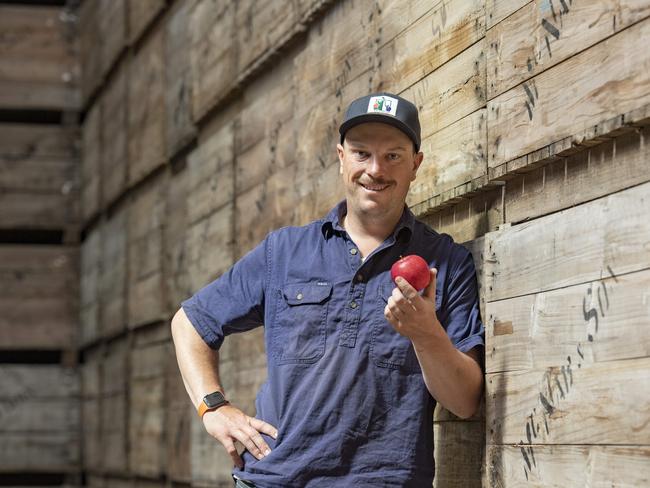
top-left (0, 2), bottom-right (81, 487)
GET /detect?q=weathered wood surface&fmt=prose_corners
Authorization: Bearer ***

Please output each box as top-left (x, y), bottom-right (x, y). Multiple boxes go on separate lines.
top-left (127, 0), bottom-right (165, 46)
top-left (487, 0), bottom-right (650, 100)
top-left (82, 348), bottom-right (101, 471)
top-left (486, 0), bottom-right (529, 29)
top-left (80, 226), bottom-right (101, 346)
top-left (0, 5), bottom-right (78, 110)
top-left (100, 63), bottom-right (129, 208)
top-left (0, 365), bottom-right (79, 472)
top-left (403, 39), bottom-right (486, 141)
top-left (78, 0), bottom-right (101, 103)
top-left (0, 123), bottom-right (77, 229)
top-left (100, 209), bottom-right (127, 338)
top-left (407, 109), bottom-right (487, 213)
top-left (486, 181), bottom-right (650, 302)
top-left (0, 245), bottom-right (77, 349)
top-left (165, 0), bottom-right (196, 159)
top-left (97, 0), bottom-right (127, 82)
top-left (433, 421), bottom-right (484, 488)
top-left (166, 342), bottom-right (192, 482)
top-left (376, 0), bottom-right (485, 95)
top-left (487, 266), bottom-right (650, 374)
top-left (488, 17), bottom-right (650, 168)
top-left (82, 102), bottom-right (101, 223)
top-left (487, 445), bottom-right (650, 487)
top-left (127, 27), bottom-right (166, 186)
top-left (127, 173), bottom-right (167, 328)
top-left (102, 339), bottom-right (128, 473)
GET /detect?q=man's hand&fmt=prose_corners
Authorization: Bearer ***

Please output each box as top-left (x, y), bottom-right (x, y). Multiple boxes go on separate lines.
top-left (202, 404), bottom-right (278, 469)
top-left (384, 268), bottom-right (444, 343)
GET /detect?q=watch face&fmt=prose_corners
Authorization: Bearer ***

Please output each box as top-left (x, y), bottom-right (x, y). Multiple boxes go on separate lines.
top-left (204, 391), bottom-right (226, 408)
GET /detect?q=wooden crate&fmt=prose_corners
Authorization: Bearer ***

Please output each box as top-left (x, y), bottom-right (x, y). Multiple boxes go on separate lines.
top-left (101, 338), bottom-right (129, 473)
top-left (100, 62), bottom-right (129, 208)
top-left (82, 102), bottom-right (101, 224)
top-left (164, 0), bottom-right (196, 159)
top-left (127, 172), bottom-right (168, 328)
top-left (80, 225), bottom-right (102, 347)
top-left (81, 347), bottom-right (102, 471)
top-left (100, 208), bottom-right (128, 338)
top-left (129, 325), bottom-right (170, 478)
top-left (484, 181), bottom-right (650, 486)
top-left (127, 0), bottom-right (165, 46)
top-left (98, 0), bottom-right (127, 82)
top-left (0, 123), bottom-right (78, 230)
top-left (0, 365), bottom-right (79, 472)
top-left (166, 341), bottom-right (192, 482)
top-left (78, 0), bottom-right (102, 104)
top-left (0, 245), bottom-right (77, 350)
top-left (0, 4), bottom-right (78, 111)
top-left (127, 26), bottom-right (166, 186)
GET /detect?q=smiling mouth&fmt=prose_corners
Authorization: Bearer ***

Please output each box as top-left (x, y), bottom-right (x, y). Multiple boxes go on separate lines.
top-left (359, 182), bottom-right (390, 192)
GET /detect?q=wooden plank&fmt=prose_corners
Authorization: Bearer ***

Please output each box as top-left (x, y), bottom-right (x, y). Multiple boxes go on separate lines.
top-left (127, 173), bottom-right (167, 328)
top-left (100, 208), bottom-right (127, 338)
top-left (102, 393), bottom-right (128, 473)
top-left (487, 445), bottom-right (650, 487)
top-left (433, 421), bottom-right (484, 488)
top-left (0, 192), bottom-right (76, 230)
top-left (127, 0), bottom-right (165, 46)
top-left (0, 5), bottom-right (78, 110)
top-left (189, 1), bottom-right (236, 122)
top-left (487, 267), bottom-right (650, 374)
top-left (375, 0), bottom-right (442, 46)
top-left (487, 0), bottom-right (650, 100)
top-left (166, 343), bottom-right (192, 482)
top-left (486, 356), bottom-right (650, 446)
top-left (402, 39), bottom-right (486, 141)
top-left (504, 126), bottom-right (650, 225)
top-left (82, 102), bottom-right (101, 223)
top-left (78, 0), bottom-right (102, 104)
top-left (486, 180), bottom-right (650, 301)
top-left (407, 109), bottom-right (487, 210)
top-left (165, 0), bottom-right (196, 158)
top-left (97, 0), bottom-right (127, 81)
top-left (187, 121), bottom-right (234, 224)
top-left (80, 226), bottom-right (101, 346)
top-left (82, 396), bottom-right (101, 472)
top-left (486, 0), bottom-right (529, 29)
top-left (292, 160), bottom-right (343, 228)
top-left (0, 123), bottom-right (75, 160)
top-left (487, 17), bottom-right (650, 169)
top-left (129, 338), bottom-right (168, 477)
top-left (0, 246), bottom-right (77, 349)
top-left (0, 433), bottom-right (79, 472)
top-left (127, 26), bottom-right (166, 186)
top-left (100, 63), bottom-right (129, 207)
top-left (376, 0), bottom-right (485, 94)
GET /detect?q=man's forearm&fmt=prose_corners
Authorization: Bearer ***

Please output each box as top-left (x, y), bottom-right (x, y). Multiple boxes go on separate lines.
top-left (411, 326), bottom-right (483, 419)
top-left (171, 307), bottom-right (224, 408)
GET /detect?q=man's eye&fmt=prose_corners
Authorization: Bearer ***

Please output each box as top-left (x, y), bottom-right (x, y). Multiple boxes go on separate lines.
top-left (353, 150), bottom-right (368, 158)
top-left (388, 153), bottom-right (400, 160)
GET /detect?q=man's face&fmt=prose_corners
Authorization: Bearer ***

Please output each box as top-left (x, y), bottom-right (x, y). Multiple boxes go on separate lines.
top-left (337, 122), bottom-right (423, 221)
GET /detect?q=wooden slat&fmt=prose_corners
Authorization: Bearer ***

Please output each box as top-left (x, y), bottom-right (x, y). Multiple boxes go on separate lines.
top-left (487, 0), bottom-right (650, 100)
top-left (82, 102), bottom-right (101, 223)
top-left (487, 17), bottom-right (650, 169)
top-left (0, 5), bottom-right (78, 110)
top-left (101, 339), bottom-right (128, 473)
top-left (100, 209), bottom-right (127, 338)
top-left (487, 267), bottom-right (650, 374)
top-left (487, 445), bottom-right (650, 487)
top-left (434, 421), bottom-right (484, 488)
top-left (80, 227), bottom-right (101, 346)
top-left (78, 0), bottom-right (102, 103)
top-left (0, 246), bottom-right (77, 349)
top-left (127, 26), bottom-right (166, 186)
top-left (0, 433), bottom-right (79, 472)
top-left (402, 39), bottom-right (486, 141)
top-left (127, 0), bottom-right (165, 46)
top-left (375, 0), bottom-right (442, 46)
top-left (376, 0), bottom-right (485, 94)
top-left (486, 180), bottom-right (650, 302)
top-left (166, 344), bottom-right (191, 482)
top-left (189, 1), bottom-right (236, 123)
top-left (486, 356), bottom-right (650, 445)
top-left (164, 0), bottom-right (196, 158)
top-left (97, 0), bottom-right (127, 82)
top-left (486, 0), bottom-right (529, 29)
top-left (100, 63), bottom-right (129, 207)
top-left (127, 173), bottom-right (167, 328)
top-left (407, 109), bottom-right (487, 211)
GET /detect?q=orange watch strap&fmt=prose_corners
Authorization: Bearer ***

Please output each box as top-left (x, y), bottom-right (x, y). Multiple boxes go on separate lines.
top-left (197, 397), bottom-right (229, 419)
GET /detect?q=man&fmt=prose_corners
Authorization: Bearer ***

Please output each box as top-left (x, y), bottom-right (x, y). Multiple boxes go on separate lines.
top-left (171, 92), bottom-right (484, 487)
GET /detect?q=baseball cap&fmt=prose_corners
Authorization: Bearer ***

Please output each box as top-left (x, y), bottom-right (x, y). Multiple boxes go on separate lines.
top-left (339, 92), bottom-right (421, 152)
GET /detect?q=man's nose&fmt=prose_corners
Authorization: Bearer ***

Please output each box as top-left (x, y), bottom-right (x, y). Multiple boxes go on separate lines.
top-left (365, 154), bottom-right (385, 177)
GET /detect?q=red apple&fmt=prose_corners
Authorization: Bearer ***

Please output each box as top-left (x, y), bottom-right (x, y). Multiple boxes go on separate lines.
top-left (391, 255), bottom-right (431, 291)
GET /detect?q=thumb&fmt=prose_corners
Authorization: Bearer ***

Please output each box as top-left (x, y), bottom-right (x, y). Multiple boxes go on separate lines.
top-left (422, 268), bottom-right (437, 302)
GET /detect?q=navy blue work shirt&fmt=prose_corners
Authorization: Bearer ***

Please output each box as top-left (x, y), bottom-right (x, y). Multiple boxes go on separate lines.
top-left (181, 200), bottom-right (484, 487)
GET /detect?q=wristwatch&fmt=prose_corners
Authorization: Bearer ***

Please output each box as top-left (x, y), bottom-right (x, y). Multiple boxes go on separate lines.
top-left (197, 390), bottom-right (229, 419)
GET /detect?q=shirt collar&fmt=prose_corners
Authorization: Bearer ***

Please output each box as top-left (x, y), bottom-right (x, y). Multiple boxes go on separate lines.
top-left (321, 199), bottom-right (415, 241)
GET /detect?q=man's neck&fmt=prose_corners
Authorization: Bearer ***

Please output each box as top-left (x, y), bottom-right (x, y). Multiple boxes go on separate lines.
top-left (341, 206), bottom-right (403, 249)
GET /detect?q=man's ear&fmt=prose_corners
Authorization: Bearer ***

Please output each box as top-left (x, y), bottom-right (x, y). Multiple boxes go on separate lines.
top-left (411, 151), bottom-right (424, 180)
top-left (337, 143), bottom-right (345, 174)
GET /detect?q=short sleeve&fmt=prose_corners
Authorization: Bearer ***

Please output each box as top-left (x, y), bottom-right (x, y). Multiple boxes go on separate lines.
top-left (180, 235), bottom-right (269, 350)
top-left (442, 247), bottom-right (485, 356)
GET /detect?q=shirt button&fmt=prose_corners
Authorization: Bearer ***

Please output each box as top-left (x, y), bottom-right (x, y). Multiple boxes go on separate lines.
top-left (350, 248), bottom-right (358, 255)
top-left (296, 293), bottom-right (303, 300)
top-left (350, 301), bottom-right (358, 309)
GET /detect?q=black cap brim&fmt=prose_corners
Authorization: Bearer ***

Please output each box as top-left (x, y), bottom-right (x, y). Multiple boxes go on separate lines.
top-left (339, 114), bottom-right (420, 152)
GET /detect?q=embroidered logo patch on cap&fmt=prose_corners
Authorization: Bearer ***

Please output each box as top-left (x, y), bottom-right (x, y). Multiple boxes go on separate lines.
top-left (367, 95), bottom-right (398, 116)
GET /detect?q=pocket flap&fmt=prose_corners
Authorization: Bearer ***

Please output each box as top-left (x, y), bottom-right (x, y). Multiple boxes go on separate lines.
top-left (282, 282), bottom-right (332, 305)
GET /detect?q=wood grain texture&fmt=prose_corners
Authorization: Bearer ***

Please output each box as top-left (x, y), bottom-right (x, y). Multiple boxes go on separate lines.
top-left (80, 227), bottom-right (101, 347)
top-left (82, 102), bottom-right (101, 223)
top-left (166, 343), bottom-right (192, 482)
top-left (488, 17), bottom-right (650, 168)
top-left (0, 245), bottom-right (77, 349)
top-left (100, 208), bottom-right (127, 338)
top-left (127, 26), bottom-right (166, 186)
top-left (487, 0), bottom-right (650, 99)
top-left (486, 180), bottom-right (650, 302)
top-left (487, 444), bottom-right (650, 487)
top-left (127, 0), bottom-right (164, 46)
top-left (97, 0), bottom-right (127, 81)
top-left (434, 421), bottom-right (484, 488)
top-left (376, 0), bottom-right (485, 94)
top-left (486, 0), bottom-right (529, 29)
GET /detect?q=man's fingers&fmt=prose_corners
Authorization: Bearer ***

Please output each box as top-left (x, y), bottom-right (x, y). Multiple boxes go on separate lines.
top-left (422, 268), bottom-right (437, 301)
top-left (395, 277), bottom-right (419, 302)
top-left (223, 438), bottom-right (244, 469)
top-left (249, 417), bottom-right (278, 439)
top-left (242, 421), bottom-right (272, 457)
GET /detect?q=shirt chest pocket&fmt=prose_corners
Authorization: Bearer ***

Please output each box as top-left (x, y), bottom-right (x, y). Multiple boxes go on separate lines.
top-left (271, 282), bottom-right (333, 364)
top-left (371, 283), bottom-right (442, 374)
